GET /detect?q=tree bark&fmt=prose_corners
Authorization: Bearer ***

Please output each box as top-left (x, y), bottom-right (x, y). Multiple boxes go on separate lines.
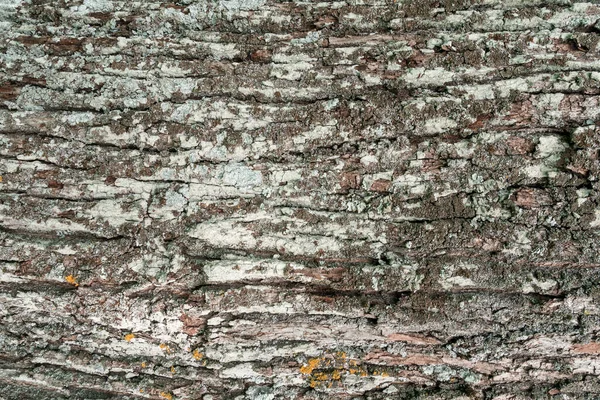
top-left (1, 0), bottom-right (600, 399)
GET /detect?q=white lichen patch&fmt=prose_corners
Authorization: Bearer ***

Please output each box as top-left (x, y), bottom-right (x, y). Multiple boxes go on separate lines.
top-left (190, 220), bottom-right (258, 249)
top-left (270, 62), bottom-right (314, 81)
top-left (0, 216), bottom-right (90, 236)
top-left (0, 0), bottom-right (23, 32)
top-left (522, 275), bottom-right (557, 294)
top-left (535, 94), bottom-right (565, 126)
top-left (259, 233), bottom-right (343, 255)
top-left (524, 163), bottom-right (558, 179)
top-left (149, 190), bottom-right (188, 221)
top-left (270, 169), bottom-right (303, 184)
top-left (272, 53), bottom-right (316, 63)
top-left (208, 43), bottom-right (240, 60)
top-left (589, 209), bottom-right (600, 228)
top-left (0, 269), bottom-right (26, 283)
top-left (221, 163), bottom-right (263, 189)
top-left (535, 135), bottom-right (566, 160)
top-left (460, 83), bottom-right (495, 100)
top-left (495, 77), bottom-right (528, 97)
top-left (219, 0), bottom-right (266, 11)
top-left (203, 259), bottom-right (290, 283)
top-left (423, 117), bottom-right (458, 134)
top-left (293, 125), bottom-right (337, 145)
top-left (87, 199), bottom-right (143, 227)
top-left (127, 254), bottom-right (170, 279)
top-left (186, 183), bottom-right (248, 200)
top-left (440, 263), bottom-right (479, 289)
top-left (393, 173), bottom-right (428, 191)
top-left (401, 67), bottom-right (455, 87)
top-left (360, 154), bottom-right (378, 167)
top-left (221, 363), bottom-right (262, 379)
top-left (206, 343), bottom-right (317, 363)
top-left (361, 171), bottom-right (393, 191)
top-left (74, 0), bottom-right (113, 13)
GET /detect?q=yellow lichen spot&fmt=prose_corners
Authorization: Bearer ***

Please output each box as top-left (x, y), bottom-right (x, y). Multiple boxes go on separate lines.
top-left (349, 359), bottom-right (357, 366)
top-left (159, 392), bottom-right (173, 400)
top-left (360, 368), bottom-right (368, 377)
top-left (141, 362), bottom-right (146, 368)
top-left (65, 275), bottom-right (78, 287)
top-left (139, 389), bottom-right (144, 393)
top-left (192, 349), bottom-right (203, 360)
top-left (300, 358), bottom-right (320, 375)
top-left (124, 333), bottom-right (135, 342)
top-left (170, 366), bottom-right (176, 374)
top-left (309, 380), bottom-right (318, 388)
top-left (349, 368), bottom-right (357, 375)
top-left (373, 370), bottom-right (379, 375)
top-left (159, 343), bottom-right (171, 353)
top-left (314, 372), bottom-right (329, 381)
top-left (336, 351), bottom-right (347, 359)
top-left (0, 176), bottom-right (3, 183)
top-left (332, 370), bottom-right (341, 380)
top-left (381, 371), bottom-right (389, 377)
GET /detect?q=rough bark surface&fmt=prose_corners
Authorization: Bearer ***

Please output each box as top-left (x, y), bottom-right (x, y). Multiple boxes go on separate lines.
top-left (1, 0), bottom-right (600, 399)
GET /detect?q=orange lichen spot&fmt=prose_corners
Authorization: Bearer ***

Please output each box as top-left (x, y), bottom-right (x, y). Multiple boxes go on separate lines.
top-left (192, 349), bottom-right (203, 360)
top-left (309, 379), bottom-right (318, 388)
top-left (139, 389), bottom-right (144, 393)
top-left (0, 176), bottom-right (3, 183)
top-left (336, 351), bottom-right (347, 359)
top-left (373, 370), bottom-right (379, 375)
top-left (141, 362), bottom-right (146, 368)
top-left (159, 343), bottom-right (171, 353)
top-left (381, 371), bottom-right (389, 377)
top-left (349, 359), bottom-right (357, 366)
top-left (124, 333), bottom-right (135, 342)
top-left (331, 370), bottom-right (341, 380)
top-left (170, 366), bottom-right (176, 374)
top-left (65, 275), bottom-right (78, 287)
top-left (159, 392), bottom-right (173, 400)
top-left (349, 368), bottom-right (357, 375)
top-left (300, 358), bottom-right (320, 375)
top-left (314, 372), bottom-right (329, 381)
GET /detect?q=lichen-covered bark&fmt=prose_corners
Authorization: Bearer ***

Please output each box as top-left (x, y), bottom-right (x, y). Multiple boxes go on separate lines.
top-left (1, 0), bottom-right (600, 399)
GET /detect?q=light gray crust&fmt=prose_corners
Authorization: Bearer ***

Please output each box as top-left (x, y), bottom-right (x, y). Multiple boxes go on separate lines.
top-left (1, 0), bottom-right (600, 399)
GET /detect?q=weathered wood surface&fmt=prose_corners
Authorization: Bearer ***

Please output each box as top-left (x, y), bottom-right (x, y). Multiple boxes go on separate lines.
top-left (1, 0), bottom-right (600, 398)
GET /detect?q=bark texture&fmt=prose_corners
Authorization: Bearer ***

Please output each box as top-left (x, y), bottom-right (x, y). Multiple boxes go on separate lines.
top-left (1, 0), bottom-right (600, 399)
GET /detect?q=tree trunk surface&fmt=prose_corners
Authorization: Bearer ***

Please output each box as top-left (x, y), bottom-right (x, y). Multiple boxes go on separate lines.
top-left (1, 0), bottom-right (600, 399)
